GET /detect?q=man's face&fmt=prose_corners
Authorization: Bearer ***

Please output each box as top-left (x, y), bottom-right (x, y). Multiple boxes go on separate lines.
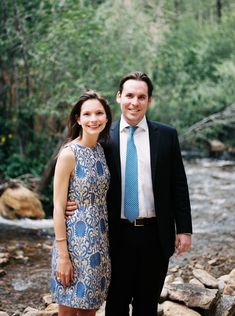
top-left (116, 79), bottom-right (152, 126)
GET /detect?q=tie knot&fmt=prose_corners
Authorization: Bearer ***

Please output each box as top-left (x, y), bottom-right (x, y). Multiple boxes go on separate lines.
top-left (129, 126), bottom-right (138, 136)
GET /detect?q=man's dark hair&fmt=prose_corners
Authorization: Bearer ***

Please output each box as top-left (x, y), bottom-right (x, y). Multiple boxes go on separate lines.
top-left (118, 71), bottom-right (153, 97)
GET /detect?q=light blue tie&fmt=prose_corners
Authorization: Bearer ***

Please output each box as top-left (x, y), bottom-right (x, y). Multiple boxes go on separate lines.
top-left (124, 126), bottom-right (139, 222)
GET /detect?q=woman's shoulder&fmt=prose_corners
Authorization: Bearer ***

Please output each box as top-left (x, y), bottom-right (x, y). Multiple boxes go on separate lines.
top-left (57, 144), bottom-right (76, 161)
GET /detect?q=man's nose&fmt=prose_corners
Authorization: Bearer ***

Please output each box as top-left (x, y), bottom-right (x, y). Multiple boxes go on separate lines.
top-left (131, 97), bottom-right (139, 105)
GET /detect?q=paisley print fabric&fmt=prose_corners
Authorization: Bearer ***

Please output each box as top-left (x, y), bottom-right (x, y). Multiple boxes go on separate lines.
top-left (51, 142), bottom-right (111, 309)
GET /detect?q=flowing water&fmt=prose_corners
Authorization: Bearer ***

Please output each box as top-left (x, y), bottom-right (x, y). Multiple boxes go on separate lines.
top-left (0, 159), bottom-right (235, 314)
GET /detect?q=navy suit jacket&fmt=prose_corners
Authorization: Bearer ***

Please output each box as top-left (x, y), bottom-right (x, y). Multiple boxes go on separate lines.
top-left (103, 119), bottom-right (192, 259)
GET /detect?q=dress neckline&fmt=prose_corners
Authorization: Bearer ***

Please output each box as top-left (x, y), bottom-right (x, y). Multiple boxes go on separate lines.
top-left (70, 141), bottom-right (99, 149)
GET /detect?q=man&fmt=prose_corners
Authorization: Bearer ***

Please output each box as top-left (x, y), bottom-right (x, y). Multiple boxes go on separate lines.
top-left (67, 71), bottom-right (192, 316)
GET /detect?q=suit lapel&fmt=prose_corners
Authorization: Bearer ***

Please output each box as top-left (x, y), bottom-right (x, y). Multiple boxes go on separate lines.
top-left (110, 120), bottom-right (121, 181)
top-left (148, 120), bottom-right (160, 185)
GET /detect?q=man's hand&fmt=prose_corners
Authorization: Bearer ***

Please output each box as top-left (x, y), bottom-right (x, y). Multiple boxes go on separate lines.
top-left (175, 234), bottom-right (192, 255)
top-left (65, 201), bottom-right (77, 217)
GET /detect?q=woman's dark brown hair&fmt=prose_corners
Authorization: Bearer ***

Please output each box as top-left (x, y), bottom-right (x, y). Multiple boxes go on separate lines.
top-left (67, 90), bottom-right (112, 143)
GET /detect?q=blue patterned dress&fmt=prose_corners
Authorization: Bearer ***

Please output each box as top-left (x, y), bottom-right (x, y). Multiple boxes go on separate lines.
top-left (51, 142), bottom-right (111, 309)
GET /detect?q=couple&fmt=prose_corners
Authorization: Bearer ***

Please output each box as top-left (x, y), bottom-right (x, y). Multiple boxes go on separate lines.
top-left (50, 71), bottom-right (192, 316)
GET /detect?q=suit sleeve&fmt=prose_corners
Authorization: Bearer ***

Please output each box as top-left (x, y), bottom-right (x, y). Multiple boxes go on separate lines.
top-left (171, 129), bottom-right (193, 234)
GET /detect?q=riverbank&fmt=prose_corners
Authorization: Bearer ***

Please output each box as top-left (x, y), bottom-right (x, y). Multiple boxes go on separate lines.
top-left (0, 226), bottom-right (234, 315)
top-left (0, 159), bottom-right (235, 314)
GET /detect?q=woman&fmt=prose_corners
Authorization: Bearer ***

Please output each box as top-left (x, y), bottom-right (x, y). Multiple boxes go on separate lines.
top-left (50, 90), bottom-right (112, 316)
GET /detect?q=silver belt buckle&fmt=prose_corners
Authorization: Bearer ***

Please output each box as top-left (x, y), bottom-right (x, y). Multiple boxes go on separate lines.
top-left (134, 219), bottom-right (144, 227)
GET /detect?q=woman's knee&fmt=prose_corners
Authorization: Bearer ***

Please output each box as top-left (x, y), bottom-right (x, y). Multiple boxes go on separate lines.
top-left (59, 305), bottom-right (77, 316)
top-left (76, 309), bottom-right (96, 316)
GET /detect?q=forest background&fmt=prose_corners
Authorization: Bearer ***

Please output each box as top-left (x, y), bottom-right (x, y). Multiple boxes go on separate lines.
top-left (1, 0), bottom-right (235, 214)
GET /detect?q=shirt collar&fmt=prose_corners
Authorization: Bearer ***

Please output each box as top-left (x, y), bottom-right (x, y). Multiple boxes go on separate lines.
top-left (120, 115), bottom-right (148, 133)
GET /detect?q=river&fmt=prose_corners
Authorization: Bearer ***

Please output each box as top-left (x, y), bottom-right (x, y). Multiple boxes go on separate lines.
top-left (0, 158), bottom-right (235, 314)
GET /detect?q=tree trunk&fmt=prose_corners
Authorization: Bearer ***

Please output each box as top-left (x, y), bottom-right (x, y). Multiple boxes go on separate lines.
top-left (216, 0), bottom-right (222, 22)
top-left (180, 104), bottom-right (235, 144)
top-left (174, 0), bottom-right (180, 17)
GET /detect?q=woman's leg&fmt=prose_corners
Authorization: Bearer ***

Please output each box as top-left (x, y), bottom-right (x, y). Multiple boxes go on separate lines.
top-left (59, 305), bottom-right (96, 316)
top-left (59, 305), bottom-right (77, 316)
top-left (76, 309), bottom-right (96, 316)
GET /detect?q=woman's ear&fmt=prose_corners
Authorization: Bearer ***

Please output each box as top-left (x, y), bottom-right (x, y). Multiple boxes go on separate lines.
top-left (76, 115), bottom-right (80, 125)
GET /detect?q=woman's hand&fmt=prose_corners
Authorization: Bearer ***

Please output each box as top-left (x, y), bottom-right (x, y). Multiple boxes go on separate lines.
top-left (65, 200), bottom-right (77, 217)
top-left (56, 256), bottom-right (74, 287)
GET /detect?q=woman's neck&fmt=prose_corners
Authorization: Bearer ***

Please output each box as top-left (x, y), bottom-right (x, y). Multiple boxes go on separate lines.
top-left (75, 136), bottom-right (98, 148)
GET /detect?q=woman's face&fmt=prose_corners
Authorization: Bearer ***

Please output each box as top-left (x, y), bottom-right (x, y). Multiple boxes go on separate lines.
top-left (77, 99), bottom-right (108, 137)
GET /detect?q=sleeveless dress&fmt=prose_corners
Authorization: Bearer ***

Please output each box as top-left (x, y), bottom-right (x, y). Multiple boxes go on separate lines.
top-left (50, 142), bottom-right (111, 309)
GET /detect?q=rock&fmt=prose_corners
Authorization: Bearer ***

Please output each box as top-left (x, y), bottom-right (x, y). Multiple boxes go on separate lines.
top-left (166, 283), bottom-right (217, 309)
top-left (169, 265), bottom-right (179, 273)
top-left (22, 304), bottom-right (58, 316)
top-left (14, 250), bottom-right (29, 262)
top-left (218, 274), bottom-right (230, 283)
top-left (0, 184), bottom-right (45, 219)
top-left (189, 278), bottom-right (205, 288)
top-left (209, 139), bottom-right (226, 152)
top-left (213, 294), bottom-right (235, 316)
top-left (194, 263), bottom-right (204, 269)
top-left (0, 269), bottom-right (6, 277)
top-left (161, 301), bottom-right (201, 316)
top-left (0, 312), bottom-right (9, 316)
top-left (0, 252), bottom-right (10, 266)
top-left (12, 312), bottom-right (21, 316)
top-left (208, 258), bottom-right (219, 265)
top-left (22, 307), bottom-right (39, 316)
top-left (160, 287), bottom-right (168, 300)
top-left (164, 274), bottom-right (175, 285)
top-left (11, 312), bottom-right (21, 316)
top-left (157, 304), bottom-right (164, 315)
top-left (36, 303), bottom-right (58, 316)
top-left (171, 276), bottom-right (184, 284)
top-left (97, 302), bottom-right (105, 315)
top-left (42, 293), bottom-right (52, 306)
top-left (192, 268), bottom-right (218, 288)
top-left (223, 269), bottom-right (235, 295)
top-left (218, 279), bottom-right (225, 290)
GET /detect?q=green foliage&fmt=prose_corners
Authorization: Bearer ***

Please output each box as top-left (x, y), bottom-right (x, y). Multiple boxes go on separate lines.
top-left (1, 0), bottom-right (235, 214)
top-left (150, 13), bottom-right (235, 134)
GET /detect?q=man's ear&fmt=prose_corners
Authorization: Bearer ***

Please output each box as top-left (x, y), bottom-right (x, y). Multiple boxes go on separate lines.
top-left (116, 91), bottom-right (121, 103)
top-left (148, 97), bottom-right (153, 107)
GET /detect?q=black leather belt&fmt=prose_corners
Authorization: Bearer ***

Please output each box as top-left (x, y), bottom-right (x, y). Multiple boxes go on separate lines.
top-left (121, 217), bottom-right (157, 227)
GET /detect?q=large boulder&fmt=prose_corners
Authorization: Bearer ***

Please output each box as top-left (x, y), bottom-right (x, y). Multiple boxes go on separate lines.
top-left (0, 182), bottom-right (45, 219)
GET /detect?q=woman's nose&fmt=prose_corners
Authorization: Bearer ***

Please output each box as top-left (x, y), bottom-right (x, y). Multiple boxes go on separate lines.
top-left (90, 114), bottom-right (98, 121)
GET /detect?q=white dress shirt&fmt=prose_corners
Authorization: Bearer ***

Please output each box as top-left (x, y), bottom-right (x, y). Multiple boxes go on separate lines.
top-left (120, 115), bottom-right (156, 219)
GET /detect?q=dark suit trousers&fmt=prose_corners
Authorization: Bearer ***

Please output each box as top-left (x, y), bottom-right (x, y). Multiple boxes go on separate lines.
top-left (105, 220), bottom-right (169, 316)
